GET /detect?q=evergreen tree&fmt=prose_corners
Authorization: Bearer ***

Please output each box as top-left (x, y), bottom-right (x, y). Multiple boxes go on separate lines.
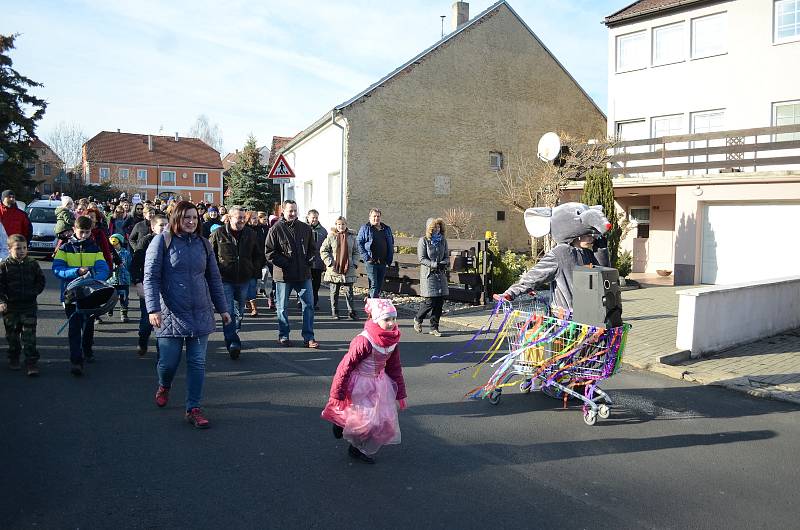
top-left (0, 34), bottom-right (47, 201)
top-left (581, 167), bottom-right (621, 266)
top-left (225, 135), bottom-right (271, 211)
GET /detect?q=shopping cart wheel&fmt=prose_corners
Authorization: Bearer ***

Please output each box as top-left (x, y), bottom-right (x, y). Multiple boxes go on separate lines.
top-left (519, 379), bottom-right (533, 394)
top-left (488, 389), bottom-right (502, 405)
top-left (597, 404), bottom-right (611, 419)
top-left (583, 410), bottom-right (598, 426)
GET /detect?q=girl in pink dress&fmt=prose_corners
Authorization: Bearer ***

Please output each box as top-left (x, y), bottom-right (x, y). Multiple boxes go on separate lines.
top-left (321, 298), bottom-right (407, 464)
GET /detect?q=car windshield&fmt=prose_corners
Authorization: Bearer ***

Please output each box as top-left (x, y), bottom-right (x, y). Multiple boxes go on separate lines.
top-left (27, 207), bottom-right (57, 223)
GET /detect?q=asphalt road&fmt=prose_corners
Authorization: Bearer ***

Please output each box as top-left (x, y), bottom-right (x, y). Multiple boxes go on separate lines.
top-left (2, 261), bottom-right (799, 529)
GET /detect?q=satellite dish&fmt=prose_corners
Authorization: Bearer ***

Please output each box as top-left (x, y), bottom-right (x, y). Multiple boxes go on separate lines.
top-left (537, 132), bottom-right (562, 162)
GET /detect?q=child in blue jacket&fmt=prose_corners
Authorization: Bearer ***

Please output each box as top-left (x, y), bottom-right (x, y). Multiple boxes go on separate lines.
top-left (108, 233), bottom-right (132, 323)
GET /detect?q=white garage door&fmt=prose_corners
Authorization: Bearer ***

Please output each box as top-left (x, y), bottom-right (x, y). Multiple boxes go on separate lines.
top-left (702, 203), bottom-right (800, 284)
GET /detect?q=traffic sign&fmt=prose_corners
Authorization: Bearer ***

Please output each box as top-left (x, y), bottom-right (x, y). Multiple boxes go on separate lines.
top-left (268, 154), bottom-right (295, 179)
top-left (0, 147), bottom-right (7, 164)
top-left (271, 178), bottom-right (291, 185)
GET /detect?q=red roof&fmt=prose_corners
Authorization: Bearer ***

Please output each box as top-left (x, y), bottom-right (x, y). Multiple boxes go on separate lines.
top-left (84, 131), bottom-right (223, 169)
top-left (605, 0), bottom-right (714, 26)
top-left (29, 138), bottom-right (49, 149)
top-left (268, 136), bottom-right (294, 169)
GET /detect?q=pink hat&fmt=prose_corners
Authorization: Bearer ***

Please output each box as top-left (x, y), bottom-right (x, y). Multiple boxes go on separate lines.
top-left (364, 298), bottom-right (397, 323)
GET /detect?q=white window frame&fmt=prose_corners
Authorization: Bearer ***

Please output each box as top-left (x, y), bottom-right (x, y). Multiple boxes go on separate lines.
top-left (137, 169), bottom-right (147, 181)
top-left (691, 12), bottom-right (727, 59)
top-left (99, 167), bottom-right (110, 181)
top-left (203, 192), bottom-right (214, 203)
top-left (489, 151), bottom-right (503, 170)
top-left (773, 100), bottom-right (800, 141)
top-left (118, 168), bottom-right (129, 180)
top-left (652, 21), bottom-right (685, 66)
top-left (327, 171), bottom-right (341, 214)
top-left (160, 170), bottom-right (176, 184)
top-left (616, 30), bottom-right (648, 72)
top-left (303, 181), bottom-right (313, 209)
top-left (774, 0), bottom-right (800, 43)
top-left (629, 206), bottom-right (651, 238)
top-left (194, 172), bottom-right (208, 185)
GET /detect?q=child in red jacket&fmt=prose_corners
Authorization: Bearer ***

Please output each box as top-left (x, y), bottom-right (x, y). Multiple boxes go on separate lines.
top-left (322, 298), bottom-right (407, 464)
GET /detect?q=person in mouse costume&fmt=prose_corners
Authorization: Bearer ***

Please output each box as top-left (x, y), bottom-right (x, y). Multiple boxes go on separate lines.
top-left (496, 202), bottom-right (611, 310)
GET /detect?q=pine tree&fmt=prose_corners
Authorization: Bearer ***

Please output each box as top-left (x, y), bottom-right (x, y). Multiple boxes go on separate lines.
top-left (0, 34), bottom-right (47, 201)
top-left (581, 167), bottom-right (621, 266)
top-left (225, 135), bottom-right (271, 211)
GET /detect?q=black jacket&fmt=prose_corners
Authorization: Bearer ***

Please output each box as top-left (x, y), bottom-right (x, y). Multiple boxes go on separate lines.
top-left (0, 256), bottom-right (46, 312)
top-left (264, 218), bottom-right (314, 283)
top-left (128, 219), bottom-right (151, 251)
top-left (130, 232), bottom-right (156, 284)
top-left (209, 225), bottom-right (263, 284)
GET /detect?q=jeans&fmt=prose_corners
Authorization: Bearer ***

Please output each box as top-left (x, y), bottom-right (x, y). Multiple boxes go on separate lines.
top-left (415, 296), bottom-right (445, 330)
top-left (222, 281), bottom-right (250, 350)
top-left (157, 335), bottom-right (209, 411)
top-left (65, 304), bottom-right (94, 364)
top-left (365, 262), bottom-right (387, 298)
top-left (275, 280), bottom-right (315, 341)
top-left (115, 286), bottom-right (129, 310)
top-left (329, 282), bottom-right (354, 315)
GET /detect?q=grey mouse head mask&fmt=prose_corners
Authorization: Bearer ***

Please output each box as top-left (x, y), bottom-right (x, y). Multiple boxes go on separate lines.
top-left (523, 202), bottom-right (611, 244)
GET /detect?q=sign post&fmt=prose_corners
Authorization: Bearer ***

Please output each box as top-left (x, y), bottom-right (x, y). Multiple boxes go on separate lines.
top-left (268, 154), bottom-right (296, 202)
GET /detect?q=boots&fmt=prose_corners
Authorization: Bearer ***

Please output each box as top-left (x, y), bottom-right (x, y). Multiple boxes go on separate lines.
top-left (121, 309), bottom-right (129, 323)
top-left (248, 299), bottom-right (258, 317)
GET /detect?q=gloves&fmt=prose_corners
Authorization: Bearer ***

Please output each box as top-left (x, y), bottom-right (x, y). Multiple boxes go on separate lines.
top-left (493, 293), bottom-right (512, 302)
top-left (398, 398), bottom-right (408, 411)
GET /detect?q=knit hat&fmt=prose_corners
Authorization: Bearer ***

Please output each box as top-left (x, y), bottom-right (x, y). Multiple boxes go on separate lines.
top-left (364, 298), bottom-right (397, 323)
top-left (208, 207), bottom-right (218, 213)
top-left (109, 233), bottom-right (125, 245)
top-left (61, 195), bottom-right (73, 207)
top-left (1, 190), bottom-right (14, 200)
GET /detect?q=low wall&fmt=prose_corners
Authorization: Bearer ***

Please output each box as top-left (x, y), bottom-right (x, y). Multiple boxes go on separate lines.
top-left (676, 276), bottom-right (800, 358)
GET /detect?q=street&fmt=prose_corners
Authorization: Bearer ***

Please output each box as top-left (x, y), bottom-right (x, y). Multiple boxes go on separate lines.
top-left (2, 262), bottom-right (799, 529)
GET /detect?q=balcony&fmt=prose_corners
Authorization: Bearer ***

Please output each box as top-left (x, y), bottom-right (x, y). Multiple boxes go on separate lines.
top-left (610, 124), bottom-right (800, 180)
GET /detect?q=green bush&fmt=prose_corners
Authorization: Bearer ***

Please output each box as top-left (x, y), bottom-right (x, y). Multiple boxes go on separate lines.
top-left (484, 232), bottom-right (535, 293)
top-left (616, 250), bottom-right (632, 278)
top-left (393, 231), bottom-right (416, 254)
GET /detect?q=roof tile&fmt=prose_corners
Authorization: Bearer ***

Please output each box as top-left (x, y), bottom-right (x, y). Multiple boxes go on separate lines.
top-left (84, 131), bottom-right (223, 169)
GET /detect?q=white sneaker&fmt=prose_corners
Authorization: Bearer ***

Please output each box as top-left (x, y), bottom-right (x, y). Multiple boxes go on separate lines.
top-left (413, 320), bottom-right (422, 333)
top-left (429, 329), bottom-right (442, 337)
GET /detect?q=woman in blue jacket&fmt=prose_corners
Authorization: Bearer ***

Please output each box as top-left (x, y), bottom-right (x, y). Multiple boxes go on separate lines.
top-left (144, 201), bottom-right (231, 429)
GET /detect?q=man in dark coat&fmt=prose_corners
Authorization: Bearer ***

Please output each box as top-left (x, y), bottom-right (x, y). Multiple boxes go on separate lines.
top-left (264, 199), bottom-right (318, 348)
top-left (128, 204), bottom-right (158, 251)
top-left (209, 206), bottom-right (262, 359)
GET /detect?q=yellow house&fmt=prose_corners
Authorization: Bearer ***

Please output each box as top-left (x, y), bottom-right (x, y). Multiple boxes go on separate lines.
top-left (277, 0), bottom-right (606, 249)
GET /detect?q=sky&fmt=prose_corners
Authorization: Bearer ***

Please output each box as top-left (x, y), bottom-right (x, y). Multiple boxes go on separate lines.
top-left (3, 0), bottom-right (626, 155)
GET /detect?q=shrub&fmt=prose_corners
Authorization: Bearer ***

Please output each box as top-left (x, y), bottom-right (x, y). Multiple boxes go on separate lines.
top-left (616, 250), bottom-right (632, 278)
top-left (485, 232), bottom-right (535, 293)
top-left (393, 231), bottom-right (416, 254)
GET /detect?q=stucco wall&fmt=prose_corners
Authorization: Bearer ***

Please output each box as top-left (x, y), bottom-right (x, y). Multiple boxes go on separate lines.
top-left (342, 4), bottom-right (606, 249)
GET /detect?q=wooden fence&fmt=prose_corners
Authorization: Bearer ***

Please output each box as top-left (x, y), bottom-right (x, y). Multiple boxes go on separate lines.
top-left (353, 237), bottom-right (492, 304)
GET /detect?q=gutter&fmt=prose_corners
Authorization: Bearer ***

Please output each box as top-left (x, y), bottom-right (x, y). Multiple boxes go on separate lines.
top-left (330, 110), bottom-right (347, 218)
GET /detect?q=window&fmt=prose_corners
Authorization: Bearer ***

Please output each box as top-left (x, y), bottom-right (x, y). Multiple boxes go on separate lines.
top-left (118, 168), bottom-right (129, 180)
top-left (691, 13), bottom-right (727, 59)
top-left (161, 170), bottom-right (176, 184)
top-left (690, 109), bottom-right (725, 172)
top-left (137, 169), bottom-right (147, 181)
top-left (434, 175), bottom-right (451, 196)
top-left (303, 181), bottom-right (313, 209)
top-left (327, 171), bottom-right (341, 214)
top-left (25, 161), bottom-right (35, 175)
top-left (616, 119), bottom-right (647, 141)
top-left (773, 100), bottom-right (800, 141)
top-left (99, 167), bottom-right (110, 181)
top-left (43, 163), bottom-right (51, 176)
top-left (194, 172), bottom-right (208, 185)
top-left (43, 183), bottom-right (52, 194)
top-left (652, 22), bottom-right (685, 65)
top-left (616, 30), bottom-right (648, 72)
top-left (496, 211), bottom-right (505, 221)
top-left (775, 0), bottom-right (800, 42)
top-left (489, 152), bottom-right (503, 170)
top-left (629, 207), bottom-right (650, 238)
top-left (651, 114), bottom-right (684, 141)
top-left (204, 192), bottom-right (214, 203)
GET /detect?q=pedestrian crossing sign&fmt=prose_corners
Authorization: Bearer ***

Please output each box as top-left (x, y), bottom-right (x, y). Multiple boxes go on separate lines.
top-left (268, 154), bottom-right (295, 179)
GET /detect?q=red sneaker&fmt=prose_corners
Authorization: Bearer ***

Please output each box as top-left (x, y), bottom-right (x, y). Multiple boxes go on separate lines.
top-left (186, 407), bottom-right (210, 429)
top-left (155, 386), bottom-right (169, 408)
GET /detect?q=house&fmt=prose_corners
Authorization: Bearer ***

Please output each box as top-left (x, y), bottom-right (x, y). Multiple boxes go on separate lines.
top-left (82, 131), bottom-right (224, 203)
top-left (27, 139), bottom-right (64, 196)
top-left (563, 0), bottom-right (800, 285)
top-left (275, 1), bottom-right (606, 249)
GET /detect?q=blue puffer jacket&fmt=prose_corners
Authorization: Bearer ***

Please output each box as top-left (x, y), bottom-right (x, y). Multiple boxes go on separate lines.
top-left (143, 232), bottom-right (227, 338)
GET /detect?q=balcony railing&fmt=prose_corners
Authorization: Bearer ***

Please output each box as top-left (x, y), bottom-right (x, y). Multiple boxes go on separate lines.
top-left (609, 124), bottom-right (800, 177)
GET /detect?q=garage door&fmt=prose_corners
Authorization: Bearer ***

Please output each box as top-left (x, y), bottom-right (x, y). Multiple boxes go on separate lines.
top-left (701, 203), bottom-right (800, 284)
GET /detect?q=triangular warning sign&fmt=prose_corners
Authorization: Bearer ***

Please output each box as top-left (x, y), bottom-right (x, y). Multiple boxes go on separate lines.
top-left (268, 154), bottom-right (295, 179)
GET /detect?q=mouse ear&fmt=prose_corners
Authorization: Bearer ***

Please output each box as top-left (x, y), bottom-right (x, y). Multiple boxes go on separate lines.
top-left (589, 205), bottom-right (604, 213)
top-left (524, 207), bottom-right (552, 237)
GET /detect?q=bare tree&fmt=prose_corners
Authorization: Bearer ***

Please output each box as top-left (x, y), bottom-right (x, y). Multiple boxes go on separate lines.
top-left (443, 206), bottom-right (474, 239)
top-left (187, 114), bottom-right (224, 153)
top-left (46, 121), bottom-right (87, 172)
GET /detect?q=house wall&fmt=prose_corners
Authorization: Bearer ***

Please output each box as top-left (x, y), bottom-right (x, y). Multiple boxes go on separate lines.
top-left (85, 162), bottom-right (223, 203)
top-left (28, 147), bottom-right (64, 195)
top-left (339, 4), bottom-right (606, 249)
top-left (608, 0), bottom-right (800, 143)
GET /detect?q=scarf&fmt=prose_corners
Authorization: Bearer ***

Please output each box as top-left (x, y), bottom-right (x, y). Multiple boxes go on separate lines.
top-left (431, 232), bottom-right (443, 248)
top-left (334, 231), bottom-right (349, 275)
top-left (363, 319), bottom-right (401, 349)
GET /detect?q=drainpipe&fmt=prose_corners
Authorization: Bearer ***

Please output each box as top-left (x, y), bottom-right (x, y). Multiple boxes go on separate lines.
top-left (330, 110), bottom-right (346, 218)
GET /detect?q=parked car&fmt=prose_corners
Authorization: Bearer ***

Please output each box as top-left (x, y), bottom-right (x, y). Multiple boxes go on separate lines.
top-left (25, 199), bottom-right (60, 257)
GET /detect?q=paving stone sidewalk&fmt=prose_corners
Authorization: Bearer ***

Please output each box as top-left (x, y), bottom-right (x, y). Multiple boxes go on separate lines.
top-left (434, 285), bottom-right (800, 405)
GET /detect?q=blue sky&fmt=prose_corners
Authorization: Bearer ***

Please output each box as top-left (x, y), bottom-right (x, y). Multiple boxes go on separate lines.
top-left (3, 0), bottom-right (625, 154)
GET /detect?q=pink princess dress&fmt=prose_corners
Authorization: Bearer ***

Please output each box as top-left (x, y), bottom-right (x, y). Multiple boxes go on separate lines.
top-left (321, 320), bottom-right (406, 456)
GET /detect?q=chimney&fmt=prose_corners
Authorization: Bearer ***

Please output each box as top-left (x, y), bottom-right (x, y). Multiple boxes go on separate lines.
top-left (452, 1), bottom-right (469, 31)
top-left (147, 135), bottom-right (153, 152)
top-left (174, 132), bottom-right (179, 142)
top-left (117, 128), bottom-right (120, 133)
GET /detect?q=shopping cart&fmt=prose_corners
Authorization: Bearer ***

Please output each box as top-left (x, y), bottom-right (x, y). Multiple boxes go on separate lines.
top-left (464, 294), bottom-right (630, 426)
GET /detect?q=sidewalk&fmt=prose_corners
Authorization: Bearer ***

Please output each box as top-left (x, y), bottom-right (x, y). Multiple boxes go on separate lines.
top-left (437, 283), bottom-right (800, 405)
